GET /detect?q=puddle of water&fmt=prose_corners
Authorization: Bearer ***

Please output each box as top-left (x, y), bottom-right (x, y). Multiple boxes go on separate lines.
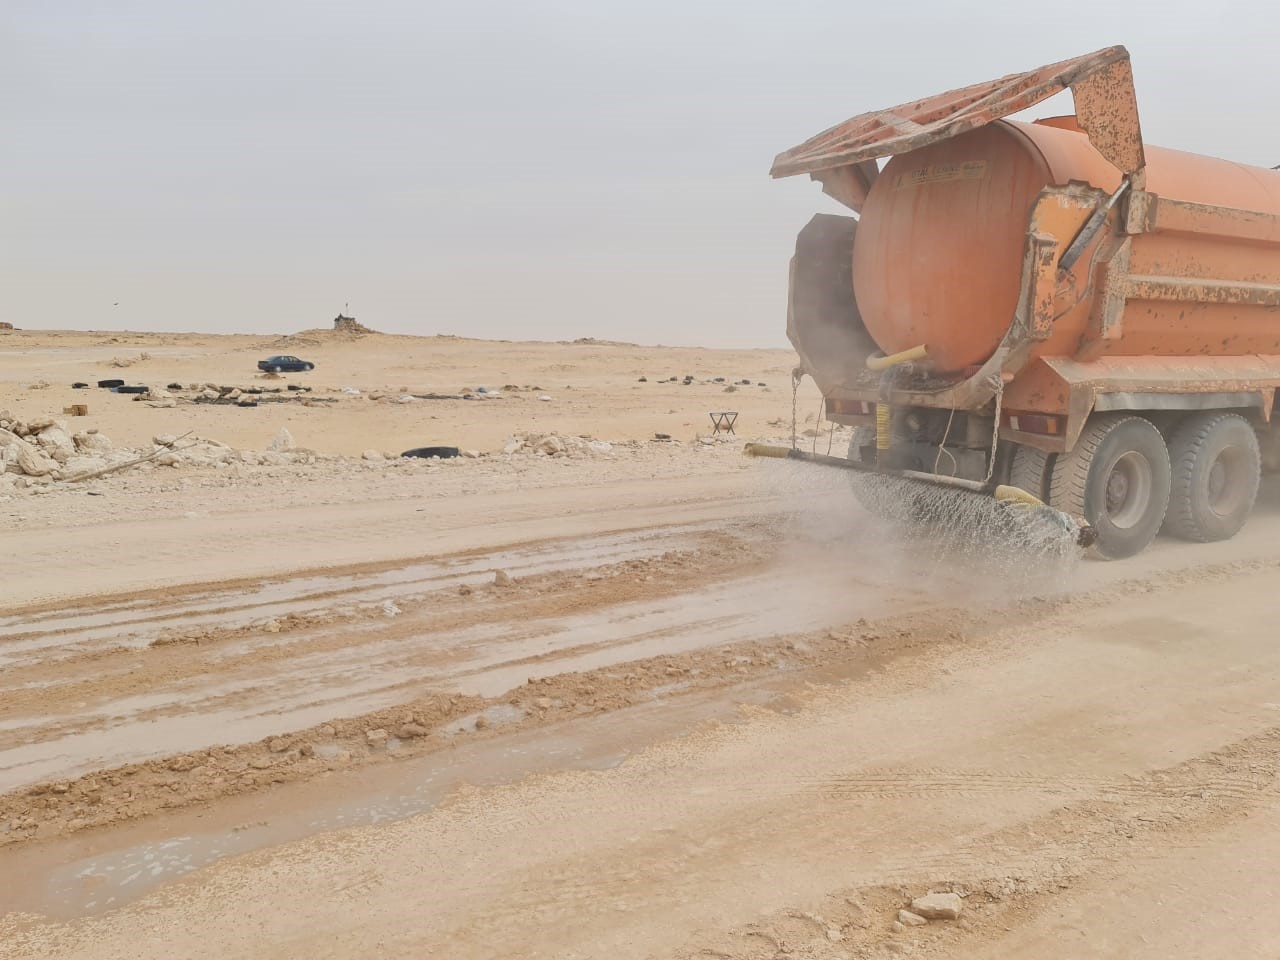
top-left (0, 527), bottom-right (715, 666)
top-left (14, 682), bottom-right (793, 919)
top-left (443, 704), bottom-right (527, 735)
top-left (0, 545), bottom-right (928, 794)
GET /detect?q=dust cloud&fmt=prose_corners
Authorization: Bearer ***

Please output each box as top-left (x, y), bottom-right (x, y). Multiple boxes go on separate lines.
top-left (751, 456), bottom-right (1081, 612)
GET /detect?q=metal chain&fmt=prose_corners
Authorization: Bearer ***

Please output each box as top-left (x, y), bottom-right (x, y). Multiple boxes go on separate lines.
top-left (790, 367), bottom-right (803, 451)
top-left (985, 376), bottom-right (1005, 484)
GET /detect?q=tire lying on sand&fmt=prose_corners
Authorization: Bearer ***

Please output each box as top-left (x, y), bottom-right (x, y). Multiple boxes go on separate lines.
top-left (97, 379), bottom-right (125, 389)
top-left (1163, 411), bottom-right (1260, 543)
top-left (115, 385), bottom-right (150, 395)
top-left (402, 446), bottom-right (461, 459)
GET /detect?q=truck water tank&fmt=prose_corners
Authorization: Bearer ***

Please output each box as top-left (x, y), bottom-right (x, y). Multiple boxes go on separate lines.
top-left (852, 118), bottom-right (1280, 373)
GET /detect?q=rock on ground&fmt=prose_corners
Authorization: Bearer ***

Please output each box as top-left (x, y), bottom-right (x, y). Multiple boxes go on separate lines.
top-left (268, 427), bottom-right (295, 452)
top-left (909, 892), bottom-right (963, 920)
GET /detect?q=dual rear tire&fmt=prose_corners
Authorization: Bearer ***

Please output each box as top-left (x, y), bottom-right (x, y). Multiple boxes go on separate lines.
top-left (1019, 412), bottom-right (1260, 559)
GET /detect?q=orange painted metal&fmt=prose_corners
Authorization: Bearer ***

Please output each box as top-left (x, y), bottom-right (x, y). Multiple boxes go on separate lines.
top-left (771, 46), bottom-right (1142, 185)
top-left (779, 47), bottom-right (1280, 453)
top-left (852, 117), bottom-right (1280, 373)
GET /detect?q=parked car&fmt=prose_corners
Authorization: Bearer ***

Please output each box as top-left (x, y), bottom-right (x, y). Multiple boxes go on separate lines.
top-left (257, 355), bottom-right (315, 373)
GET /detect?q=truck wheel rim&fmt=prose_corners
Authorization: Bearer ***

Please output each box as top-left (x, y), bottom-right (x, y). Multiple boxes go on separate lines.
top-left (1104, 451), bottom-right (1152, 529)
top-left (1208, 445), bottom-right (1247, 517)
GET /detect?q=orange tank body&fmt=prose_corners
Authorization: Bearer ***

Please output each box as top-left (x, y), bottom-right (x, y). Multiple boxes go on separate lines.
top-left (853, 118), bottom-right (1280, 374)
top-left (774, 48), bottom-right (1280, 557)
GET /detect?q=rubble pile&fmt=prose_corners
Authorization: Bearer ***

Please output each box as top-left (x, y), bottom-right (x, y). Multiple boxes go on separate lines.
top-left (0, 411), bottom-right (134, 489)
top-left (500, 432), bottom-right (627, 458)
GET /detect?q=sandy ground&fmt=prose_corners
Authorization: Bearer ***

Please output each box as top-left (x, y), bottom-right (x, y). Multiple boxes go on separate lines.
top-left (3, 328), bottom-right (1280, 959)
top-left (0, 326), bottom-right (819, 455)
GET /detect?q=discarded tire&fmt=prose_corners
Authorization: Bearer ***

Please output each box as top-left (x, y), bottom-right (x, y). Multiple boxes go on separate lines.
top-left (97, 379), bottom-right (125, 389)
top-left (401, 446), bottom-right (460, 459)
top-left (167, 382), bottom-right (183, 391)
top-left (116, 385), bottom-right (150, 394)
top-left (72, 382), bottom-right (89, 389)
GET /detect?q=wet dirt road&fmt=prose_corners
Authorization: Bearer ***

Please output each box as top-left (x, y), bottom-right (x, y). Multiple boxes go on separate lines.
top-left (4, 471), bottom-right (1280, 959)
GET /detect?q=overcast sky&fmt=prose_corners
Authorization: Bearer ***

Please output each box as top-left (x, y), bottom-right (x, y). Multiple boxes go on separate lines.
top-left (3, 1), bottom-right (1273, 346)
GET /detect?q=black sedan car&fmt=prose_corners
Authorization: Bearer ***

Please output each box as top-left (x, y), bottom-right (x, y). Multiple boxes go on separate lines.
top-left (257, 355), bottom-right (315, 373)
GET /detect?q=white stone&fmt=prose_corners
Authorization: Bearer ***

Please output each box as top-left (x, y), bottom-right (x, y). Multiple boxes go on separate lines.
top-left (73, 432), bottom-right (113, 453)
top-left (909, 893), bottom-right (962, 920)
top-left (16, 443), bottom-right (56, 476)
top-left (897, 910), bottom-right (927, 927)
top-left (534, 436), bottom-right (566, 456)
top-left (268, 427), bottom-right (295, 452)
top-left (36, 425), bottom-right (75, 457)
top-left (62, 456), bottom-right (109, 477)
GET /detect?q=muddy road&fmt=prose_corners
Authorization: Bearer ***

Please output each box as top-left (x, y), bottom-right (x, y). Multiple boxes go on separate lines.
top-left (3, 466), bottom-right (1280, 959)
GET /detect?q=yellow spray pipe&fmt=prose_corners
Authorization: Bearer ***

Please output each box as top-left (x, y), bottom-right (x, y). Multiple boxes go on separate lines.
top-left (865, 344), bottom-right (928, 372)
top-left (867, 345), bottom-right (927, 455)
top-left (993, 484), bottom-right (1045, 507)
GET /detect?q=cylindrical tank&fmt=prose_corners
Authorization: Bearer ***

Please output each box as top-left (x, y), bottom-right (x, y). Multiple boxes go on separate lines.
top-left (852, 119), bottom-right (1280, 373)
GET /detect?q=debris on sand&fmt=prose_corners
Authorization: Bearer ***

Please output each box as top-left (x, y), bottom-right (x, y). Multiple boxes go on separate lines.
top-left (268, 427), bottom-right (295, 452)
top-left (501, 433), bottom-right (620, 458)
top-left (909, 892), bottom-right (963, 920)
top-left (897, 909), bottom-right (927, 927)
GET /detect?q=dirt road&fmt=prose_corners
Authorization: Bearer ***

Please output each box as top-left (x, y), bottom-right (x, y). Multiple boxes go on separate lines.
top-left (3, 460), bottom-right (1280, 958)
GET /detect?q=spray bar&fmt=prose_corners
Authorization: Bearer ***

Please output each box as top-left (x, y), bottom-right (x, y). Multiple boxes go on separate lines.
top-left (743, 443), bottom-right (1096, 547)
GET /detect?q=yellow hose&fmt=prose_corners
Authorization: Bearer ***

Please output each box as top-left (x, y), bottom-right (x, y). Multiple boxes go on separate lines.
top-left (993, 484), bottom-right (1045, 507)
top-left (866, 344), bottom-right (928, 372)
top-left (875, 403), bottom-right (891, 451)
top-left (741, 443), bottom-right (791, 459)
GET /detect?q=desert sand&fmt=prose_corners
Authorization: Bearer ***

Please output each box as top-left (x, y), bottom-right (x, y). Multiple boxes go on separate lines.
top-left (3, 325), bottom-right (1280, 959)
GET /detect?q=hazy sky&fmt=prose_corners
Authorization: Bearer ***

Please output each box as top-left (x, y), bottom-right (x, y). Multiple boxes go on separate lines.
top-left (4, 1), bottom-right (1274, 346)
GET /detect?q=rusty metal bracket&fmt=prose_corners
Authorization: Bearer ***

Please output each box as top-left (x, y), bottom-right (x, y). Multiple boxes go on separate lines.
top-left (1027, 232), bottom-right (1061, 340)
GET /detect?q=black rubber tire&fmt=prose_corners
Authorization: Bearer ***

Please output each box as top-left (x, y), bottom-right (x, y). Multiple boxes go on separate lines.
top-left (1163, 412), bottom-right (1260, 542)
top-left (1009, 444), bottom-right (1054, 503)
top-left (97, 378), bottom-right (125, 389)
top-left (116, 385), bottom-right (150, 395)
top-left (72, 382), bottom-right (89, 389)
top-left (1049, 413), bottom-right (1170, 560)
top-left (402, 446), bottom-right (461, 459)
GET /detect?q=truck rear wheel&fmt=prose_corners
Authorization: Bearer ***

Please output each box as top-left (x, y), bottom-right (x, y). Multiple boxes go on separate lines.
top-left (1009, 445), bottom-right (1053, 502)
top-left (1049, 414), bottom-right (1170, 560)
top-left (1163, 412), bottom-right (1260, 543)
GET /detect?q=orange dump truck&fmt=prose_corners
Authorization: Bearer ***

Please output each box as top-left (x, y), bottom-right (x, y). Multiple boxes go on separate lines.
top-left (772, 46), bottom-right (1280, 558)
